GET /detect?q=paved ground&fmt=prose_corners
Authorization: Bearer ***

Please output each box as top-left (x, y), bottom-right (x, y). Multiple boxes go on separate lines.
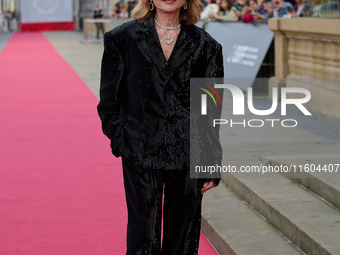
top-left (0, 33), bottom-right (11, 54)
top-left (44, 31), bottom-right (340, 254)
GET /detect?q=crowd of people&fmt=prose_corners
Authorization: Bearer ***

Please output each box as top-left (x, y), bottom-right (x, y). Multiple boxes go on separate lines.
top-left (200, 0), bottom-right (308, 24)
top-left (95, 0), bottom-right (308, 26)
top-left (110, 1), bottom-right (138, 19)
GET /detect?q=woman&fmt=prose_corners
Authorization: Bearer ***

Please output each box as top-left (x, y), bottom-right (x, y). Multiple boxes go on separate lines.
top-left (234, 0), bottom-right (246, 19)
top-left (234, 0), bottom-right (246, 11)
top-left (288, 0), bottom-right (305, 17)
top-left (213, 0), bottom-right (238, 20)
top-left (200, 0), bottom-right (220, 20)
top-left (110, 3), bottom-right (122, 17)
top-left (97, 0), bottom-right (224, 253)
top-left (256, 0), bottom-right (270, 19)
top-left (241, 0), bottom-right (266, 22)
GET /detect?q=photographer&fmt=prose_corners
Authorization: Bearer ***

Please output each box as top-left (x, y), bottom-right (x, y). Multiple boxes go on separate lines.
top-left (241, 0), bottom-right (267, 22)
top-left (93, 5), bottom-right (104, 39)
top-left (288, 0), bottom-right (306, 17)
top-left (267, 0), bottom-right (294, 18)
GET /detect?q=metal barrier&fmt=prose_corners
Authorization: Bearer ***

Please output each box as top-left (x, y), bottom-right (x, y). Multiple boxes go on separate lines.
top-left (204, 21), bottom-right (274, 91)
top-left (108, 17), bottom-right (132, 30)
top-left (82, 18), bottom-right (111, 41)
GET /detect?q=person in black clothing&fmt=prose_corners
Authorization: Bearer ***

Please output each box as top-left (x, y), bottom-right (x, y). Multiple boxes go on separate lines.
top-left (97, 0), bottom-right (224, 252)
top-left (5, 11), bottom-right (12, 32)
top-left (111, 3), bottom-right (122, 17)
top-left (127, 1), bottom-right (138, 18)
top-left (93, 5), bottom-right (104, 39)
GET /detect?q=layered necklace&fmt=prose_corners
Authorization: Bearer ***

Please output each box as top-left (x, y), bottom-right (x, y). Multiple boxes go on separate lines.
top-left (154, 19), bottom-right (181, 45)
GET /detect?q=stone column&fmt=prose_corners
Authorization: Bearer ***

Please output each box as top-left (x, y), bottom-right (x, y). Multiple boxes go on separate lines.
top-left (268, 18), bottom-right (340, 119)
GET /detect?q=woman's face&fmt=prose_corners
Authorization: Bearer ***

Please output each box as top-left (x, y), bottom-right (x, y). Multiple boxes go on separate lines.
top-left (250, 0), bottom-right (257, 10)
top-left (237, 0), bottom-right (246, 6)
top-left (221, 0), bottom-right (228, 9)
top-left (153, 0), bottom-right (186, 14)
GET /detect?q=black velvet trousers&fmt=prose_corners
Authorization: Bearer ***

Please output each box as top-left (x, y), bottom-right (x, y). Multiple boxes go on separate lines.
top-left (121, 157), bottom-right (205, 255)
top-left (95, 22), bottom-right (104, 39)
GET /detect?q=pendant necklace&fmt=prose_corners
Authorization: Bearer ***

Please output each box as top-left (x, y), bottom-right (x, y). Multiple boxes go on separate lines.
top-left (154, 18), bottom-right (181, 45)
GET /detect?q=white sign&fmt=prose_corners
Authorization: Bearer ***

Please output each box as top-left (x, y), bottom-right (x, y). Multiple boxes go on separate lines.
top-left (21, 0), bottom-right (73, 23)
top-left (226, 45), bottom-right (259, 67)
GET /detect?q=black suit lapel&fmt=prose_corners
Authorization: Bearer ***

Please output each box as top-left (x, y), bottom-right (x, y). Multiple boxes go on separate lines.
top-left (165, 21), bottom-right (200, 81)
top-left (135, 15), bottom-right (167, 75)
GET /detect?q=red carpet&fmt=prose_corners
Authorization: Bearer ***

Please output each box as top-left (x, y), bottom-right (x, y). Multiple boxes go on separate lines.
top-left (0, 33), bottom-right (218, 254)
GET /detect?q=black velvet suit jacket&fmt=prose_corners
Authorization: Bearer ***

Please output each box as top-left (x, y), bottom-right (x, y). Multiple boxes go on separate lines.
top-left (97, 14), bottom-right (224, 186)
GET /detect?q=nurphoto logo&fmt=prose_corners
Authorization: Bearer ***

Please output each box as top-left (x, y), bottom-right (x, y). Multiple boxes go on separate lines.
top-left (200, 84), bottom-right (312, 128)
top-left (198, 82), bottom-right (223, 115)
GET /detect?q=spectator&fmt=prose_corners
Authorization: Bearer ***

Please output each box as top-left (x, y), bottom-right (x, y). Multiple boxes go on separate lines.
top-left (234, 0), bottom-right (246, 19)
top-left (240, 0), bottom-right (267, 22)
top-left (93, 5), bottom-right (104, 39)
top-left (200, 0), bottom-right (220, 20)
top-left (201, 0), bottom-right (209, 7)
top-left (10, 11), bottom-right (17, 32)
top-left (213, 0), bottom-right (238, 20)
top-left (111, 3), bottom-right (122, 18)
top-left (257, 0), bottom-right (269, 14)
top-left (240, 1), bottom-right (255, 22)
top-left (127, 1), bottom-right (138, 18)
top-left (235, 0), bottom-right (246, 11)
top-left (119, 4), bottom-right (129, 18)
top-left (267, 0), bottom-right (294, 18)
top-left (5, 10), bottom-right (12, 32)
top-left (288, 0), bottom-right (305, 17)
top-left (256, 0), bottom-right (270, 22)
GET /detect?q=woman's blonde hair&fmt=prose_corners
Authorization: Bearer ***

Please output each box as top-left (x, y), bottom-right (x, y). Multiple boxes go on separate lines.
top-left (131, 0), bottom-right (203, 25)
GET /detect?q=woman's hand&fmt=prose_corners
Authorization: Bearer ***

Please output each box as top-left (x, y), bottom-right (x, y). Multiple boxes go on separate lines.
top-left (241, 6), bottom-right (250, 16)
top-left (287, 9), bottom-right (298, 17)
top-left (213, 13), bottom-right (220, 20)
top-left (267, 5), bottom-right (274, 15)
top-left (253, 12), bottom-right (265, 19)
top-left (201, 180), bottom-right (216, 194)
